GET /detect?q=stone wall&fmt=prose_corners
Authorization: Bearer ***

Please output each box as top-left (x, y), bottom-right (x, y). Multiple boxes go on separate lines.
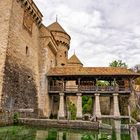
top-left (119, 96), bottom-right (129, 116)
top-left (19, 118), bottom-right (99, 130)
top-left (51, 31), bottom-right (70, 67)
top-left (135, 85), bottom-right (140, 92)
top-left (2, 0), bottom-right (40, 117)
top-left (56, 43), bottom-right (68, 67)
top-left (100, 97), bottom-right (110, 115)
top-left (39, 25), bottom-right (57, 117)
top-left (0, 0), bottom-right (13, 108)
top-left (2, 58), bottom-right (38, 117)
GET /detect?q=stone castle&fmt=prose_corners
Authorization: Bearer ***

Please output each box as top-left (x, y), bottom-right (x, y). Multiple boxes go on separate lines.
top-left (0, 0), bottom-right (140, 119)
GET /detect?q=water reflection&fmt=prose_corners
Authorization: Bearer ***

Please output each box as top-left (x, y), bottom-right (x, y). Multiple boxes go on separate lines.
top-left (35, 129), bottom-right (131, 140)
top-left (114, 120), bottom-right (121, 140)
top-left (0, 125), bottom-right (139, 140)
top-left (36, 130), bottom-right (48, 140)
top-left (35, 120), bottom-right (137, 140)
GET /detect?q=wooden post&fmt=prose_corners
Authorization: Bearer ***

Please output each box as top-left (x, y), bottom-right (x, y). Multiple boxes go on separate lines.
top-left (78, 78), bottom-right (81, 91)
top-left (48, 77), bottom-right (50, 91)
top-left (114, 78), bottom-right (119, 91)
top-left (64, 80), bottom-right (66, 91)
top-left (61, 78), bottom-right (64, 92)
top-left (96, 78), bottom-right (98, 91)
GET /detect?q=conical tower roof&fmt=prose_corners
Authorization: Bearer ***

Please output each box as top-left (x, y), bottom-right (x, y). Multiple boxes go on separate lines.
top-left (47, 21), bottom-right (67, 33)
top-left (68, 54), bottom-right (83, 65)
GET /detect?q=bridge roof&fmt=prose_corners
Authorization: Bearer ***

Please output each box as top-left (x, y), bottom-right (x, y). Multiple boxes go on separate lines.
top-left (47, 67), bottom-right (140, 78)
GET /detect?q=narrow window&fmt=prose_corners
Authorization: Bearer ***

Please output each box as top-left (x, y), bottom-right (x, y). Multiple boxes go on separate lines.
top-left (26, 46), bottom-right (29, 56)
top-left (65, 51), bottom-right (67, 57)
top-left (50, 60), bottom-right (53, 67)
top-left (61, 63), bottom-right (65, 66)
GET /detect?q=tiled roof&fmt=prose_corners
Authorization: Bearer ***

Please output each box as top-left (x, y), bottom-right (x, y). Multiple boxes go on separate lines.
top-left (47, 22), bottom-right (67, 33)
top-left (47, 67), bottom-right (140, 77)
top-left (68, 54), bottom-right (83, 65)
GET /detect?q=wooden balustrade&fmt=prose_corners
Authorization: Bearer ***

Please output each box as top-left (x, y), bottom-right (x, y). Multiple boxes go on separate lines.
top-left (49, 85), bottom-right (131, 92)
top-left (80, 85), bottom-right (96, 91)
top-left (49, 85), bottom-right (63, 91)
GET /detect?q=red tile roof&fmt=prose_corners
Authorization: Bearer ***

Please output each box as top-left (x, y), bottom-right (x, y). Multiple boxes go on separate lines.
top-left (47, 67), bottom-right (140, 77)
top-left (47, 22), bottom-right (67, 33)
top-left (68, 54), bottom-right (83, 65)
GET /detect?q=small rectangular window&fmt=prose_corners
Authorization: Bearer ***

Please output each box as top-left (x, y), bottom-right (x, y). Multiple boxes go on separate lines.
top-left (26, 46), bottom-right (29, 56)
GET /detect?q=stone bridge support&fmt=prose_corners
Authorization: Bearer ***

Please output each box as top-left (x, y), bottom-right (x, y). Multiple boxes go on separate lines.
top-left (56, 92), bottom-right (121, 120)
top-left (58, 93), bottom-right (65, 119)
top-left (76, 93), bottom-right (82, 119)
top-left (94, 93), bottom-right (101, 118)
top-left (113, 93), bottom-right (120, 117)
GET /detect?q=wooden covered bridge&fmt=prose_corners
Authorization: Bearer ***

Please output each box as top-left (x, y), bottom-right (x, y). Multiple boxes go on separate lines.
top-left (47, 66), bottom-right (140, 120)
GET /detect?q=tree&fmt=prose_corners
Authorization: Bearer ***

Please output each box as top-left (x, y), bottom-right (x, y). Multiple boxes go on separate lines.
top-left (109, 60), bottom-right (127, 68)
top-left (132, 64), bottom-right (140, 73)
top-left (131, 64), bottom-right (140, 85)
top-left (82, 96), bottom-right (92, 114)
top-left (68, 101), bottom-right (76, 120)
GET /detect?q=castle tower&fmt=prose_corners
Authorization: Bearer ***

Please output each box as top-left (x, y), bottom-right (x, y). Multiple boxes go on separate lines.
top-left (47, 21), bottom-right (71, 67)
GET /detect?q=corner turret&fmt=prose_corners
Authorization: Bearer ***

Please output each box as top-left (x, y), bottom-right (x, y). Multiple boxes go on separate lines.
top-left (47, 22), bottom-right (71, 67)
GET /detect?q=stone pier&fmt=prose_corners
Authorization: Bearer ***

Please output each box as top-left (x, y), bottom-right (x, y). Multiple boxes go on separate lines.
top-left (94, 93), bottom-right (101, 118)
top-left (76, 93), bottom-right (82, 120)
top-left (58, 93), bottom-right (65, 119)
top-left (113, 93), bottom-right (120, 117)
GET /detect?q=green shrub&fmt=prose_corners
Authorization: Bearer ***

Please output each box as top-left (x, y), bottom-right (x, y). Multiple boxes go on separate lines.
top-left (82, 96), bottom-right (92, 114)
top-left (131, 109), bottom-right (138, 121)
top-left (13, 112), bottom-right (20, 125)
top-left (68, 102), bottom-right (76, 120)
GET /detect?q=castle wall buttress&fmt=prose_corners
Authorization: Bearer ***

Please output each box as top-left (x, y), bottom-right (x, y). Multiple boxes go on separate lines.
top-left (39, 25), bottom-right (57, 117)
top-left (0, 0), bottom-right (13, 108)
top-left (2, 0), bottom-right (41, 117)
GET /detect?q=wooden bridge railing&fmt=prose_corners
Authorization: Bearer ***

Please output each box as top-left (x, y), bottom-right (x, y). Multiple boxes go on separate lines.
top-left (49, 85), bottom-right (131, 92)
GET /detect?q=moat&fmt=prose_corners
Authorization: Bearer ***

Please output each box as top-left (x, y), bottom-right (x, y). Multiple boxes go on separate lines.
top-left (0, 125), bottom-right (139, 140)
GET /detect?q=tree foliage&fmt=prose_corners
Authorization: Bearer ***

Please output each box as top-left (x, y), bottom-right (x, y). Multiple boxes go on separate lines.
top-left (96, 80), bottom-right (109, 86)
top-left (131, 64), bottom-right (140, 85)
top-left (109, 60), bottom-right (127, 68)
top-left (132, 64), bottom-right (140, 73)
top-left (68, 102), bottom-right (76, 120)
top-left (82, 96), bottom-right (92, 114)
top-left (135, 78), bottom-right (140, 85)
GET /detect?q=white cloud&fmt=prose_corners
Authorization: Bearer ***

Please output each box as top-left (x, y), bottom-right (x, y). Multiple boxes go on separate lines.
top-left (34, 0), bottom-right (140, 68)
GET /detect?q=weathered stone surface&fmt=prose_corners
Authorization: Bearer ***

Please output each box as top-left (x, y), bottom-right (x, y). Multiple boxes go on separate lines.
top-left (0, 0), bottom-right (13, 108)
top-left (19, 118), bottom-right (99, 130)
top-left (2, 57), bottom-right (38, 117)
top-left (0, 0), bottom-right (139, 120)
top-left (119, 96), bottom-right (129, 116)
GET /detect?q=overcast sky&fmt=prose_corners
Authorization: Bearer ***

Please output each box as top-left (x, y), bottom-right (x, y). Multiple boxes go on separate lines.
top-left (34, 0), bottom-right (140, 68)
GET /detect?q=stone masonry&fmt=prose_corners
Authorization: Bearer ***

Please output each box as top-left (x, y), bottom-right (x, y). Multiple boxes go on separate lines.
top-left (0, 0), bottom-right (139, 120)
top-left (0, 0), bottom-right (71, 117)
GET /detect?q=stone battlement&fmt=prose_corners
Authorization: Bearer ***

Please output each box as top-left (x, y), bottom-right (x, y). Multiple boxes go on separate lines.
top-left (17, 0), bottom-right (43, 27)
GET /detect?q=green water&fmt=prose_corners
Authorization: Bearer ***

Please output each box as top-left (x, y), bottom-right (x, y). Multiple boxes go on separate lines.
top-left (0, 126), bottom-right (139, 140)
